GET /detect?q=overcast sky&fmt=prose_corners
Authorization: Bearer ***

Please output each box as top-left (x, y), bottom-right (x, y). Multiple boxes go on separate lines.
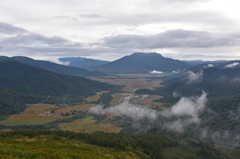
top-left (1, 0), bottom-right (240, 61)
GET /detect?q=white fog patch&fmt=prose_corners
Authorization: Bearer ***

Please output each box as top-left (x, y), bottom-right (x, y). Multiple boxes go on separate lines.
top-left (162, 92), bottom-right (207, 133)
top-left (170, 92), bottom-right (207, 117)
top-left (164, 119), bottom-right (185, 133)
top-left (172, 70), bottom-right (180, 73)
top-left (45, 57), bottom-right (70, 66)
top-left (173, 92), bottom-right (180, 98)
top-left (232, 77), bottom-right (240, 83)
top-left (204, 64), bottom-right (214, 68)
top-left (89, 98), bottom-right (157, 121)
top-left (186, 70), bottom-right (203, 82)
top-left (88, 105), bottom-right (105, 115)
top-left (150, 70), bottom-right (163, 74)
top-left (142, 94), bottom-right (149, 98)
top-left (225, 62), bottom-right (239, 68)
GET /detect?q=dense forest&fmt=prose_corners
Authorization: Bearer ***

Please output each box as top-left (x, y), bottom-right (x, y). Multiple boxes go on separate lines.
top-left (0, 61), bottom-right (118, 116)
top-left (135, 68), bottom-right (240, 149)
top-left (0, 130), bottom-right (229, 159)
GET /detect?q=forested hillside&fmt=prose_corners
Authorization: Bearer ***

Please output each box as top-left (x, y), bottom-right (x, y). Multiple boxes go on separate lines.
top-left (0, 62), bottom-right (117, 116)
top-left (0, 56), bottom-right (105, 77)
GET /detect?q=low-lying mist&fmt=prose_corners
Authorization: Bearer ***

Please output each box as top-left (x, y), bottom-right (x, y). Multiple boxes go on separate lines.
top-left (161, 92), bottom-right (207, 133)
top-left (89, 96), bottom-right (157, 121)
top-left (186, 70), bottom-right (203, 83)
top-left (89, 92), bottom-right (208, 132)
top-left (88, 91), bottom-right (240, 147)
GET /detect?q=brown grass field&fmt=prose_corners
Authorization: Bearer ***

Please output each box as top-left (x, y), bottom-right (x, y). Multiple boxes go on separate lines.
top-left (86, 91), bottom-right (108, 103)
top-left (0, 103), bottom-right (95, 126)
top-left (93, 75), bottom-right (163, 108)
top-left (131, 95), bottom-right (164, 108)
top-left (92, 74), bottom-right (162, 92)
top-left (58, 116), bottom-right (121, 133)
top-left (54, 104), bottom-right (92, 114)
top-left (0, 104), bottom-right (65, 126)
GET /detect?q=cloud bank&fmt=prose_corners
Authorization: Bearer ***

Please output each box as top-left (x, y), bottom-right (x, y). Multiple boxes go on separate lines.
top-left (0, 22), bottom-right (27, 34)
top-left (89, 92), bottom-right (207, 133)
top-left (1, 22), bottom-right (240, 61)
top-left (0, 22), bottom-right (115, 59)
top-left (103, 30), bottom-right (240, 49)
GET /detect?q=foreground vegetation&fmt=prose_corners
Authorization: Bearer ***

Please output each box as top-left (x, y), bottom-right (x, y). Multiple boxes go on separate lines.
top-left (0, 130), bottom-right (229, 159)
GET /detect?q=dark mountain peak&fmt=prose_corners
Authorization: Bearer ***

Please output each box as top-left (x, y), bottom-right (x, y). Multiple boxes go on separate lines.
top-left (96, 52), bottom-right (188, 74)
top-left (115, 52), bottom-right (164, 62)
top-left (11, 56), bottom-right (40, 63)
top-left (0, 56), bottom-right (10, 62)
top-left (129, 52), bottom-right (163, 58)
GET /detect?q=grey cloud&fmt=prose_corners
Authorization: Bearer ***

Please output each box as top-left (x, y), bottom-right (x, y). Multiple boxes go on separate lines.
top-left (103, 29), bottom-right (240, 49)
top-left (53, 15), bottom-right (75, 20)
top-left (0, 22), bottom-right (114, 58)
top-left (0, 33), bottom-right (80, 47)
top-left (79, 14), bottom-right (103, 19)
top-left (0, 22), bottom-right (27, 34)
top-left (109, 11), bottom-right (230, 26)
top-left (160, 0), bottom-right (210, 3)
top-left (53, 14), bottom-right (103, 22)
top-left (0, 32), bottom-right (86, 56)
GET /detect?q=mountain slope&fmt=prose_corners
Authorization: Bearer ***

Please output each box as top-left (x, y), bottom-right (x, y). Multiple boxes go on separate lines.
top-left (0, 56), bottom-right (105, 77)
top-left (59, 57), bottom-right (109, 69)
top-left (0, 61), bottom-right (116, 116)
top-left (95, 52), bottom-right (189, 74)
top-left (0, 86), bottom-right (26, 117)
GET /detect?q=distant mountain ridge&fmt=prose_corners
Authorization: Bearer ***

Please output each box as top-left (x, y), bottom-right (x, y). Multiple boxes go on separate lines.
top-left (0, 56), bottom-right (105, 77)
top-left (59, 57), bottom-right (109, 70)
top-left (186, 60), bottom-right (240, 71)
top-left (95, 52), bottom-right (189, 74)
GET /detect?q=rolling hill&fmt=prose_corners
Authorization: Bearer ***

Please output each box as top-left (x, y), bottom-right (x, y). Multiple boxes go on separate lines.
top-left (59, 57), bottom-right (109, 70)
top-left (95, 52), bottom-right (189, 74)
top-left (0, 56), bottom-right (105, 77)
top-left (0, 61), bottom-right (116, 116)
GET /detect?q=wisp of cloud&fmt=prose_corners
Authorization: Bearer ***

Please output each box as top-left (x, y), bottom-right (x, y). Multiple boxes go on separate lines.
top-left (186, 70), bottom-right (203, 83)
top-left (162, 92), bottom-right (207, 133)
top-left (89, 97), bottom-right (157, 121)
